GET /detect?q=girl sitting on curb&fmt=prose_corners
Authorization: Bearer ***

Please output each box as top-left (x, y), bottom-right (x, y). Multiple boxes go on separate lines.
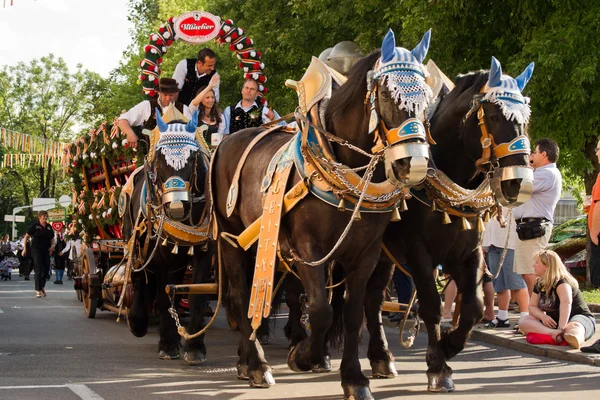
top-left (519, 250), bottom-right (596, 348)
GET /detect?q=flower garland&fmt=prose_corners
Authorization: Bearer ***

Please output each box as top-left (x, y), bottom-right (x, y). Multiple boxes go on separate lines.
top-left (140, 17), bottom-right (268, 103)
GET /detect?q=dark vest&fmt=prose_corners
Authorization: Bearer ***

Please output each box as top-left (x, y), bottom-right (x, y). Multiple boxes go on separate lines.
top-left (179, 58), bottom-right (217, 106)
top-left (142, 99), bottom-right (185, 131)
top-left (229, 101), bottom-right (263, 134)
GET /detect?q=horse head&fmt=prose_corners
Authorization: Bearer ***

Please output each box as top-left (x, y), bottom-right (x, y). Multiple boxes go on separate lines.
top-left (154, 108), bottom-right (201, 221)
top-left (367, 29), bottom-right (433, 186)
top-left (463, 57), bottom-right (535, 206)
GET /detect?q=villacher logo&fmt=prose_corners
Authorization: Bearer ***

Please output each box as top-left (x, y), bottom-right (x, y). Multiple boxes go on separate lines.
top-left (175, 11), bottom-right (221, 44)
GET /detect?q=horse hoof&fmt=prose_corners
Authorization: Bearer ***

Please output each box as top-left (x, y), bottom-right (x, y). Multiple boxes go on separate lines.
top-left (183, 351), bottom-right (206, 365)
top-left (427, 373), bottom-right (455, 392)
top-left (343, 384), bottom-right (374, 400)
top-left (158, 349), bottom-right (180, 360)
top-left (371, 360), bottom-right (398, 379)
top-left (248, 370), bottom-right (276, 388)
top-left (312, 355), bottom-right (332, 373)
top-left (237, 364), bottom-right (249, 380)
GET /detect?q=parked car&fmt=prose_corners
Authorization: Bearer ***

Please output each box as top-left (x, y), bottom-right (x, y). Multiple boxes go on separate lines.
top-left (547, 215), bottom-right (587, 282)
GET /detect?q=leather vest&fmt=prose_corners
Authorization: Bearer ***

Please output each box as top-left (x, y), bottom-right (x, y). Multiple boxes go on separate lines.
top-left (142, 99), bottom-right (185, 131)
top-left (179, 58), bottom-right (216, 106)
top-left (229, 101), bottom-right (263, 134)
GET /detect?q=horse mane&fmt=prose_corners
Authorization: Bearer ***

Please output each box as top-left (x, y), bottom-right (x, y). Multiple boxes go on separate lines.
top-left (447, 70), bottom-right (489, 100)
top-left (325, 50), bottom-right (381, 124)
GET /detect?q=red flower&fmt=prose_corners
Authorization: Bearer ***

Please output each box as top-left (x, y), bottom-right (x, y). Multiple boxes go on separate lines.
top-left (219, 29), bottom-right (225, 37)
top-left (245, 38), bottom-right (252, 45)
top-left (157, 58), bottom-right (163, 64)
top-left (166, 39), bottom-right (173, 46)
top-left (147, 65), bottom-right (155, 72)
top-left (148, 90), bottom-right (157, 97)
top-left (239, 62), bottom-right (244, 68)
top-left (168, 17), bottom-right (174, 23)
top-left (157, 39), bottom-right (164, 46)
top-left (245, 73), bottom-right (251, 79)
top-left (154, 79), bottom-right (159, 86)
top-left (263, 87), bottom-right (269, 94)
top-left (253, 62), bottom-right (260, 70)
top-left (144, 45), bottom-right (150, 52)
top-left (229, 44), bottom-right (236, 51)
top-left (225, 19), bottom-right (232, 25)
top-left (260, 97), bottom-right (266, 104)
top-left (257, 51), bottom-right (262, 58)
top-left (258, 75), bottom-right (266, 83)
top-left (159, 27), bottom-right (165, 33)
top-left (140, 75), bottom-right (146, 81)
top-left (232, 32), bottom-right (238, 40)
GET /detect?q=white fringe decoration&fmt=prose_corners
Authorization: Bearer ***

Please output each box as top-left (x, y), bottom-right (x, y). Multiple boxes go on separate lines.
top-left (484, 88), bottom-right (531, 125)
top-left (381, 70), bottom-right (433, 117)
top-left (156, 130), bottom-right (199, 171)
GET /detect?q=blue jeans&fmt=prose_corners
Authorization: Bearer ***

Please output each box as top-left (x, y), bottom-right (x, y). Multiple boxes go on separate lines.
top-left (392, 265), bottom-right (414, 305)
top-left (55, 269), bottom-right (64, 282)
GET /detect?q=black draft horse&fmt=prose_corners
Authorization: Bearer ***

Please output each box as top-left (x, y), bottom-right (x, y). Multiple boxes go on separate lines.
top-left (122, 108), bottom-right (213, 365)
top-left (373, 57), bottom-right (535, 391)
top-left (212, 29), bottom-right (433, 399)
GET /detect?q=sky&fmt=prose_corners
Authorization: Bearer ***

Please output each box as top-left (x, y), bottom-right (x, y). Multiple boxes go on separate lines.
top-left (0, 0), bottom-right (132, 77)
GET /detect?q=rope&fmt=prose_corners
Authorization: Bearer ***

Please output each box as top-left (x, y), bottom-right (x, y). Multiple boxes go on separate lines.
top-left (491, 208), bottom-right (513, 280)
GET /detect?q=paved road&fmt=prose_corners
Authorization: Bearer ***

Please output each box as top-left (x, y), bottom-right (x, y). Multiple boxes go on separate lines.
top-left (1, 273), bottom-right (599, 400)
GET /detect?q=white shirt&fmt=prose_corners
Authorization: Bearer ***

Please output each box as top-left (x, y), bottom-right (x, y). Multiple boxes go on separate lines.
top-left (172, 59), bottom-right (220, 102)
top-left (222, 101), bottom-right (282, 134)
top-left (118, 100), bottom-right (192, 127)
top-left (61, 239), bottom-right (82, 261)
top-left (482, 208), bottom-right (517, 249)
top-left (513, 163), bottom-right (562, 223)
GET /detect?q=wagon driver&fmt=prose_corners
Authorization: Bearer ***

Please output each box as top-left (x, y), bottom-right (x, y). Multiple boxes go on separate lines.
top-left (118, 77), bottom-right (193, 149)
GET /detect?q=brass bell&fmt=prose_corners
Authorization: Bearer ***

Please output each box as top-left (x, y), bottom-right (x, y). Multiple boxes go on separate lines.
top-left (461, 217), bottom-right (472, 231)
top-left (477, 216), bottom-right (485, 232)
top-left (187, 246), bottom-right (194, 256)
top-left (442, 211), bottom-right (452, 225)
top-left (337, 198), bottom-right (347, 212)
top-left (354, 211), bottom-right (362, 221)
top-left (171, 243), bottom-right (179, 254)
top-left (391, 206), bottom-right (401, 222)
top-left (161, 237), bottom-right (168, 246)
top-left (399, 198), bottom-right (408, 212)
top-left (431, 201), bottom-right (437, 212)
top-left (483, 210), bottom-right (490, 223)
top-left (200, 242), bottom-right (209, 252)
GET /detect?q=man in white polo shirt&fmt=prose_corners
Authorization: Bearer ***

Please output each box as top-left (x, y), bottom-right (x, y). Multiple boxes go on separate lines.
top-left (513, 138), bottom-right (562, 296)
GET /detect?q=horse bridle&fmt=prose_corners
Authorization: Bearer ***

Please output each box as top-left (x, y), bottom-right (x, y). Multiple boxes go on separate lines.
top-left (464, 88), bottom-right (533, 206)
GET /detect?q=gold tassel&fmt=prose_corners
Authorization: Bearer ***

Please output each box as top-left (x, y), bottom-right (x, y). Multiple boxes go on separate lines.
top-left (391, 206), bottom-right (401, 222)
top-left (477, 216), bottom-right (485, 232)
top-left (483, 210), bottom-right (490, 223)
top-left (162, 237), bottom-right (168, 246)
top-left (461, 217), bottom-right (472, 231)
top-left (187, 246), bottom-right (194, 256)
top-left (399, 198), bottom-right (408, 212)
top-left (354, 211), bottom-right (362, 221)
top-left (337, 198), bottom-right (346, 212)
top-left (442, 211), bottom-right (452, 225)
top-left (431, 201), bottom-right (437, 212)
top-left (171, 243), bottom-right (179, 254)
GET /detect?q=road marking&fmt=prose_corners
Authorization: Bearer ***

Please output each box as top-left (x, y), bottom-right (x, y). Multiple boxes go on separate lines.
top-left (66, 384), bottom-right (106, 400)
top-left (0, 308), bottom-right (3, 313)
top-left (0, 384), bottom-right (105, 400)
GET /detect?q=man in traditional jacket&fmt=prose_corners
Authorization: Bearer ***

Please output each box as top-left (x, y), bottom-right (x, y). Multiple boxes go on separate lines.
top-left (118, 78), bottom-right (192, 149)
top-left (222, 79), bottom-right (279, 134)
top-left (172, 48), bottom-right (219, 106)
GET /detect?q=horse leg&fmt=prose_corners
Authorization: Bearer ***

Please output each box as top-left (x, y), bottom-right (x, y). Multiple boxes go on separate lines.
top-left (365, 259), bottom-right (397, 379)
top-left (406, 242), bottom-right (453, 392)
top-left (440, 249), bottom-right (484, 360)
top-left (156, 269), bottom-right (181, 360)
top-left (287, 262), bottom-right (331, 374)
top-left (183, 246), bottom-right (212, 365)
top-left (222, 243), bottom-right (275, 387)
top-left (127, 272), bottom-right (149, 338)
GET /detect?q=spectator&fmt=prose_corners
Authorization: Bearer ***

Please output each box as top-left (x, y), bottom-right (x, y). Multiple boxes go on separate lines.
top-left (441, 274), bottom-right (457, 323)
top-left (61, 229), bottom-right (82, 280)
top-left (519, 250), bottom-right (596, 348)
top-left (222, 79), bottom-right (280, 134)
top-left (388, 265), bottom-right (414, 322)
top-left (188, 75), bottom-right (225, 148)
top-left (513, 138), bottom-right (562, 296)
top-left (53, 226), bottom-right (67, 284)
top-left (173, 48), bottom-right (219, 106)
top-left (483, 209), bottom-right (529, 328)
top-left (22, 211), bottom-right (55, 298)
top-left (118, 77), bottom-right (192, 149)
top-left (587, 136), bottom-right (600, 293)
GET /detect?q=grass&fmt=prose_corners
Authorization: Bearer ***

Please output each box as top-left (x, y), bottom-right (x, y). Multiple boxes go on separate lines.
top-left (582, 287), bottom-right (600, 304)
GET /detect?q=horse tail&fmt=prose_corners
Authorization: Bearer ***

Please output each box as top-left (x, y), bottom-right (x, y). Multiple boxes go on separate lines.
top-left (326, 262), bottom-right (346, 352)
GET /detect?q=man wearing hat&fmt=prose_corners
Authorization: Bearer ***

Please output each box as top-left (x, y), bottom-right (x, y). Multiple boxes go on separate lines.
top-left (173, 48), bottom-right (219, 106)
top-left (118, 77), bottom-right (192, 148)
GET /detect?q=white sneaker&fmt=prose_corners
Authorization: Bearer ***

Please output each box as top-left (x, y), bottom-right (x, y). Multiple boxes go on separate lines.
top-left (35, 291), bottom-right (42, 298)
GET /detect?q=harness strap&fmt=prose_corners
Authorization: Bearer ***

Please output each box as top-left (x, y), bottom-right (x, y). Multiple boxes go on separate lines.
top-left (474, 105), bottom-right (498, 171)
top-left (226, 125), bottom-right (285, 217)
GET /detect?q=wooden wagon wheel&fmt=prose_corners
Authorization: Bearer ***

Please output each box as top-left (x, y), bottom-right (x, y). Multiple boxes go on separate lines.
top-left (82, 248), bottom-right (98, 318)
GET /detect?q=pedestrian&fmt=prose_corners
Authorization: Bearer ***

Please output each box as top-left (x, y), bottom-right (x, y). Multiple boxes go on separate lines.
top-left (483, 208), bottom-right (529, 329)
top-left (513, 138), bottom-right (562, 296)
top-left (222, 79), bottom-right (280, 134)
top-left (172, 48), bottom-right (219, 106)
top-left (22, 211), bottom-right (55, 298)
top-left (53, 226), bottom-right (67, 284)
top-left (188, 74), bottom-right (225, 148)
top-left (587, 136), bottom-right (600, 293)
top-left (519, 250), bottom-right (596, 349)
top-left (388, 265), bottom-right (414, 322)
top-left (61, 228), bottom-right (81, 280)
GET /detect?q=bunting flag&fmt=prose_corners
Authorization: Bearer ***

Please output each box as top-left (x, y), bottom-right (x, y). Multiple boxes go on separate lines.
top-left (0, 127), bottom-right (69, 165)
top-left (3, 1), bottom-right (15, 8)
top-left (0, 152), bottom-right (66, 169)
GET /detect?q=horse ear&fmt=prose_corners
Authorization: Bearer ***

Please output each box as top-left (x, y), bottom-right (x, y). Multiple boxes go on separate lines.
top-left (515, 62), bottom-right (535, 91)
top-left (411, 29), bottom-right (431, 63)
top-left (487, 56), bottom-right (503, 88)
top-left (186, 110), bottom-right (199, 133)
top-left (156, 108), bottom-right (168, 132)
top-left (381, 29), bottom-right (396, 63)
